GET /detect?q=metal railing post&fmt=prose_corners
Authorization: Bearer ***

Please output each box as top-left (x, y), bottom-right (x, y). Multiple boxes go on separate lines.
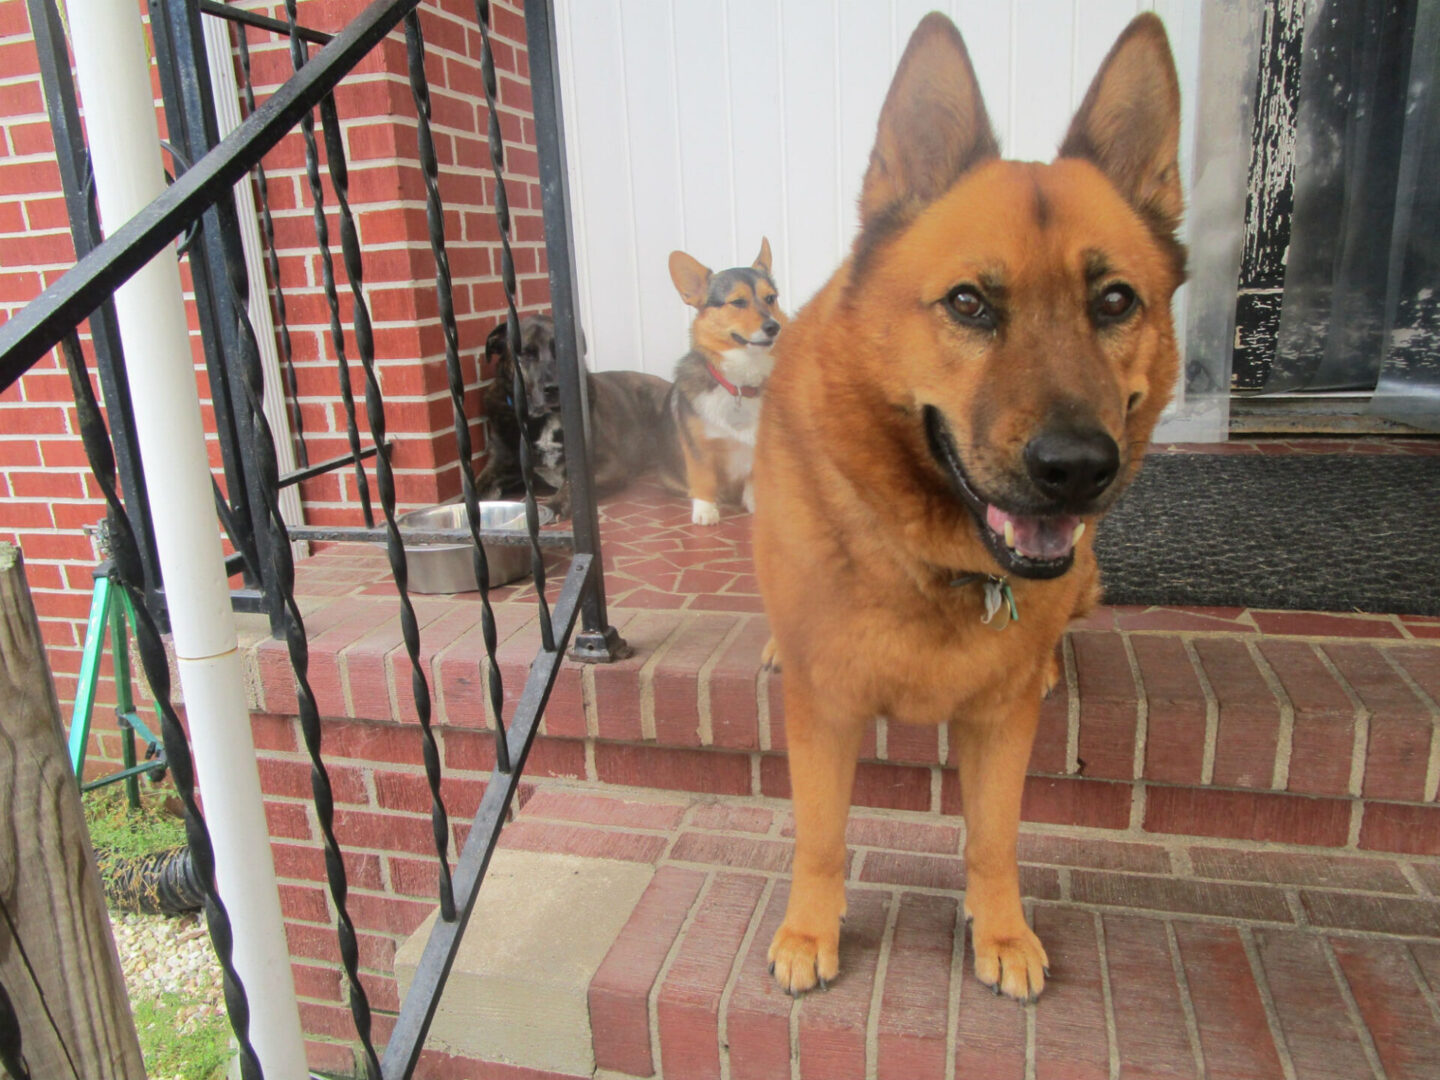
top-left (150, 0), bottom-right (283, 632)
top-left (26, 0), bottom-right (169, 631)
top-left (524, 0), bottom-right (629, 662)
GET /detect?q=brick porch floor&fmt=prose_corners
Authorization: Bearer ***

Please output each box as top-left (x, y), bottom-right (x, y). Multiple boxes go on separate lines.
top-left (245, 442), bottom-right (1440, 1078)
top-left (479, 783), bottom-right (1440, 1080)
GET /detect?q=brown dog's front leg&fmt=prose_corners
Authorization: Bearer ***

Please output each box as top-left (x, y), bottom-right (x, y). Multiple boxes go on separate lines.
top-left (769, 679), bottom-right (864, 994)
top-left (950, 692), bottom-right (1049, 1001)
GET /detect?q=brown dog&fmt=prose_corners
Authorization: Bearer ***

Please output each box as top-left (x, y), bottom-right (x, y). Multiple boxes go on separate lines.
top-left (754, 13), bottom-right (1184, 1001)
top-left (477, 315), bottom-right (671, 517)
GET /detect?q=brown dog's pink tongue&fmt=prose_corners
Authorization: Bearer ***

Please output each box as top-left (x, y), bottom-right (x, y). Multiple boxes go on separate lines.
top-left (985, 505), bottom-right (1082, 561)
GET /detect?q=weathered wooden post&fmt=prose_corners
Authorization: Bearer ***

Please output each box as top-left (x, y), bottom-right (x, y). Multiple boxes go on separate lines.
top-left (0, 541), bottom-right (145, 1078)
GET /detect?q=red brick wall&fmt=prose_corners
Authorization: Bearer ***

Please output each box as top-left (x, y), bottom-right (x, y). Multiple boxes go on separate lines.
top-left (0, 0), bottom-right (543, 761)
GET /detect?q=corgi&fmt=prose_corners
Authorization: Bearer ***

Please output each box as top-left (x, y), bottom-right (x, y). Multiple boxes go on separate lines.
top-left (754, 14), bottom-right (1185, 1002)
top-left (659, 240), bottom-right (787, 525)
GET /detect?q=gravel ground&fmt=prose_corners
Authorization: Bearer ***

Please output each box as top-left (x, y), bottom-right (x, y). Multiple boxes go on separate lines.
top-left (111, 910), bottom-right (229, 1077)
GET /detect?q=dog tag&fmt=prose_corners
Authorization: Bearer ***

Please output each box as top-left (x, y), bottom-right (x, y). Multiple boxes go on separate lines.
top-left (980, 577), bottom-right (1019, 629)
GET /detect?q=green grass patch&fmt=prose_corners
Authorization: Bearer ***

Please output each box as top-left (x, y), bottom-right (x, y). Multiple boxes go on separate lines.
top-left (84, 786), bottom-right (187, 861)
top-left (131, 990), bottom-right (232, 1080)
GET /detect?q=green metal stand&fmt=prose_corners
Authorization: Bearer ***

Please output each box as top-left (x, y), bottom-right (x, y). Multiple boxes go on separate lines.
top-left (68, 564), bottom-right (166, 808)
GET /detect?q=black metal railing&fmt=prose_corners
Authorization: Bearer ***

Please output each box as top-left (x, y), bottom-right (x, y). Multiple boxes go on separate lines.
top-left (0, 1), bottom-right (624, 1076)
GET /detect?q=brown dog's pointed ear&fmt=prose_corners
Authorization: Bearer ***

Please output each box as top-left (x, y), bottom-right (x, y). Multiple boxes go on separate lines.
top-left (1059, 13), bottom-right (1182, 234)
top-left (753, 237), bottom-right (773, 275)
top-left (859, 13), bottom-right (998, 227)
top-left (669, 250), bottom-right (713, 308)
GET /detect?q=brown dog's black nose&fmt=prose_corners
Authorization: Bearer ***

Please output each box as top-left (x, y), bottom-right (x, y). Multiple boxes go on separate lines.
top-left (1024, 428), bottom-right (1119, 507)
top-left (762, 318), bottom-right (781, 339)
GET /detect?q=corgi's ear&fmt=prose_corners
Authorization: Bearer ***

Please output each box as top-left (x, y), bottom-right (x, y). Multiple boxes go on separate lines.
top-left (859, 13), bottom-right (997, 227)
top-left (669, 250), bottom-right (713, 308)
top-left (753, 237), bottom-right (773, 275)
top-left (1060, 13), bottom-right (1182, 235)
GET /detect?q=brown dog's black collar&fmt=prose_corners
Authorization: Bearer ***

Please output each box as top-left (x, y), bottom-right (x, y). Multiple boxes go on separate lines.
top-left (705, 359), bottom-right (763, 399)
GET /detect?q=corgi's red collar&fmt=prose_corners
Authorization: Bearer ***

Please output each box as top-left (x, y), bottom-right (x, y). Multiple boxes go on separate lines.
top-left (706, 359), bottom-right (763, 399)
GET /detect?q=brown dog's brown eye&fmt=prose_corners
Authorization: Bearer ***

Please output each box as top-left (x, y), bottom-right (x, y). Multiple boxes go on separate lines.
top-left (730, 298), bottom-right (748, 309)
top-left (945, 286), bottom-right (993, 328)
top-left (765, 294), bottom-right (778, 306)
top-left (1095, 284), bottom-right (1137, 323)
top-left (1127, 391), bottom-right (1143, 412)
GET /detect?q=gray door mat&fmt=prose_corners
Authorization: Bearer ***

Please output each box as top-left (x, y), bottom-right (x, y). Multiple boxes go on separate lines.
top-left (1095, 453), bottom-right (1440, 616)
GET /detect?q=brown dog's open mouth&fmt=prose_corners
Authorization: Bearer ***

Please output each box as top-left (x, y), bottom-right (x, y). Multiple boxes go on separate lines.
top-left (923, 406), bottom-right (1080, 580)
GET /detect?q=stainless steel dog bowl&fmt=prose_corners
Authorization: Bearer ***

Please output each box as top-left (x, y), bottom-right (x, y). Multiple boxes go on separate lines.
top-left (389, 500), bottom-right (555, 593)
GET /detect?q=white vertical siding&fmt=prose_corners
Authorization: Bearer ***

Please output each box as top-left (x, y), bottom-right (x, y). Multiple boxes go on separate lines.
top-left (554, 0), bottom-right (1203, 378)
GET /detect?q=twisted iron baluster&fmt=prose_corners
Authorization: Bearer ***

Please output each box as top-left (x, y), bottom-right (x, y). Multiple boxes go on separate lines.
top-left (59, 332), bottom-right (265, 1080)
top-left (312, 85), bottom-right (457, 922)
top-left (201, 139), bottom-right (384, 1071)
top-left (234, 21), bottom-right (308, 469)
top-left (474, 0), bottom-right (554, 653)
top-left (400, 12), bottom-right (515, 773)
top-left (282, 4), bottom-right (372, 526)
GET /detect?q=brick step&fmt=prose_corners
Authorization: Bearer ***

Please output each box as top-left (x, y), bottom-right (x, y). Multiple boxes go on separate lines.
top-left (242, 603), bottom-right (1440, 854)
top-left (381, 783), bottom-right (1440, 1079)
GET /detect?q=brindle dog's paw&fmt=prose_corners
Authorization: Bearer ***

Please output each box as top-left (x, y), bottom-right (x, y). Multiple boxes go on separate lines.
top-left (970, 921), bottom-right (1049, 1002)
top-left (767, 921), bottom-right (839, 996)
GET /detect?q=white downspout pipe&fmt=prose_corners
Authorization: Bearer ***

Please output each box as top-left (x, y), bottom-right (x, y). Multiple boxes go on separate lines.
top-left (67, 3), bottom-right (307, 1076)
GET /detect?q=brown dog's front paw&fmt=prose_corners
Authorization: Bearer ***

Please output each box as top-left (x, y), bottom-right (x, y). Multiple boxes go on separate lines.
top-left (970, 921), bottom-right (1049, 1002)
top-left (768, 921), bottom-right (840, 996)
top-left (1042, 651), bottom-right (1061, 696)
top-left (760, 636), bottom-right (782, 672)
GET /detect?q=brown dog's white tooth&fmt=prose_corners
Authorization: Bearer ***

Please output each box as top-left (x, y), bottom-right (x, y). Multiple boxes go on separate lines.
top-left (1072, 522), bottom-right (1086, 544)
top-left (1003, 520), bottom-right (1016, 548)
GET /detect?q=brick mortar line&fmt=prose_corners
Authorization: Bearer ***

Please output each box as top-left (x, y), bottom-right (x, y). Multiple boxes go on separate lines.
top-left (1403, 943), bottom-right (1440, 1028)
top-left (1347, 800), bottom-right (1365, 848)
top-left (1239, 925), bottom-right (1299, 1080)
top-left (1247, 639), bottom-right (1296, 790)
top-left (639, 619), bottom-right (691, 742)
top-left (1164, 919), bottom-right (1209, 1077)
top-left (579, 663), bottom-right (600, 741)
top-left (702, 836), bottom-right (1435, 905)
top-left (944, 897), bottom-right (965, 1080)
top-left (809, 882), bottom-right (1440, 942)
top-left (716, 876), bottom-right (775, 1080)
top-left (1023, 898), bottom-right (1038, 1080)
top-left (1062, 635), bottom-right (1080, 774)
top-left (929, 743), bottom-right (943, 813)
top-left (648, 870), bottom-right (717, 1080)
top-left (1128, 774), bottom-right (1147, 832)
top-left (1121, 634), bottom-right (1148, 785)
top-left (1283, 887), bottom-right (1307, 927)
top-left (756, 652), bottom-right (773, 753)
top-left (383, 766), bottom-right (1440, 852)
top-left (788, 950), bottom-right (803, 1080)
top-left (864, 891), bottom-right (901, 1079)
top-left (1092, 911), bottom-right (1121, 1080)
top-left (1382, 649), bottom-right (1440, 801)
top-left (1311, 644), bottom-right (1371, 798)
top-left (1399, 861), bottom-right (1433, 897)
top-left (1321, 936), bottom-right (1389, 1080)
top-left (1183, 637), bottom-right (1221, 785)
top-left (697, 618), bottom-right (749, 747)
